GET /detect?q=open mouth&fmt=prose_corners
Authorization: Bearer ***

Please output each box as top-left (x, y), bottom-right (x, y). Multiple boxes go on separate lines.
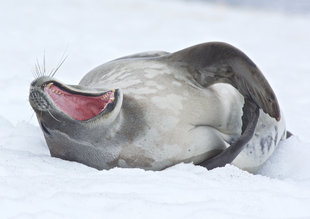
top-left (44, 82), bottom-right (117, 121)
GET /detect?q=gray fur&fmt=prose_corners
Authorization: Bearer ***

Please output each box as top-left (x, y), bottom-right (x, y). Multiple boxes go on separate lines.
top-left (29, 42), bottom-right (287, 172)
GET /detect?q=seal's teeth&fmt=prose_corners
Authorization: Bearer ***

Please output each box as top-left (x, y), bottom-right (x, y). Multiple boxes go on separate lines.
top-left (110, 97), bottom-right (115, 101)
top-left (111, 88), bottom-right (115, 92)
top-left (51, 89), bottom-right (61, 95)
top-left (46, 82), bottom-right (53, 88)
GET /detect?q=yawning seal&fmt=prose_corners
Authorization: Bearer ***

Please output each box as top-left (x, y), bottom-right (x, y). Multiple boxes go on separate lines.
top-left (29, 42), bottom-right (287, 172)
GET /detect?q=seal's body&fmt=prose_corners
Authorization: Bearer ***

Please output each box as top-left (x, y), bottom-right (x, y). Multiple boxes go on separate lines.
top-left (29, 42), bottom-right (287, 172)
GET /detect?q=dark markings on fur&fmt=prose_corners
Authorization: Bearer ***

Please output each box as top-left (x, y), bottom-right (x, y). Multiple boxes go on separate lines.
top-left (274, 126), bottom-right (278, 146)
top-left (260, 136), bottom-right (273, 154)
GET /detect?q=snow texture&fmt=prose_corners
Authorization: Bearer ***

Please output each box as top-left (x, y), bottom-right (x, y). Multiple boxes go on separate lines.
top-left (1, 0), bottom-right (310, 218)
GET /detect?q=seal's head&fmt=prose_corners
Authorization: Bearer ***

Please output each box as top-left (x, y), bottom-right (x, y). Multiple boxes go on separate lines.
top-left (29, 76), bottom-right (123, 169)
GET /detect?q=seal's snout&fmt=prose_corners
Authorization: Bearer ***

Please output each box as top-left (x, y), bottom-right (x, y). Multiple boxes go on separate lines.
top-left (29, 76), bottom-right (53, 112)
top-left (29, 88), bottom-right (50, 112)
top-left (30, 76), bottom-right (54, 88)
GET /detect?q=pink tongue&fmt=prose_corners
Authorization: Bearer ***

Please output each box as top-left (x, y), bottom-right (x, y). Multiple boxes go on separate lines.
top-left (45, 84), bottom-right (113, 120)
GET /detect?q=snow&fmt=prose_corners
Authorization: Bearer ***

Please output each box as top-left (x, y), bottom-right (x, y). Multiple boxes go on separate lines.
top-left (1, 0), bottom-right (310, 218)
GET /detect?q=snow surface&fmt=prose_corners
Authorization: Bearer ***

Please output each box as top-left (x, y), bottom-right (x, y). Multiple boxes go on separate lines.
top-left (1, 0), bottom-right (310, 218)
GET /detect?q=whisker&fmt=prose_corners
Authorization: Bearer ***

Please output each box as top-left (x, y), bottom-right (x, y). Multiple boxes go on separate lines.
top-left (34, 63), bottom-right (40, 78)
top-left (47, 109), bottom-right (61, 122)
top-left (32, 69), bottom-right (37, 79)
top-left (36, 60), bottom-right (42, 78)
top-left (50, 54), bottom-right (68, 78)
top-left (36, 58), bottom-right (42, 77)
top-left (27, 112), bottom-right (35, 123)
top-left (33, 49), bottom-right (69, 79)
top-left (49, 68), bottom-right (55, 77)
top-left (43, 50), bottom-right (46, 76)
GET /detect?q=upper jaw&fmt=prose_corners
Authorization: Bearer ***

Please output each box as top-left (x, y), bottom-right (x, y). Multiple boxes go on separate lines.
top-left (31, 76), bottom-right (110, 96)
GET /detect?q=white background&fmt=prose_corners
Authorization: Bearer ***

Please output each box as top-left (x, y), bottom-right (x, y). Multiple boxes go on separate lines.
top-left (0, 0), bottom-right (310, 218)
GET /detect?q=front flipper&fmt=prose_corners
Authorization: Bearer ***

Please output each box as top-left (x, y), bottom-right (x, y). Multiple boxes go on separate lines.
top-left (198, 99), bottom-right (259, 170)
top-left (163, 42), bottom-right (280, 121)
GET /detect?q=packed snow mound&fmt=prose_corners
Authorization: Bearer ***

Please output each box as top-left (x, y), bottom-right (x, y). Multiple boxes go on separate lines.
top-left (1, 0), bottom-right (310, 218)
top-left (259, 136), bottom-right (310, 183)
top-left (1, 115), bottom-right (310, 218)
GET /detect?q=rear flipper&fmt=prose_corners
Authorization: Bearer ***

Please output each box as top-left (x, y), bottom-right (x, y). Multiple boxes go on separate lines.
top-left (163, 42), bottom-right (281, 121)
top-left (162, 42), bottom-right (283, 170)
top-left (286, 131), bottom-right (293, 139)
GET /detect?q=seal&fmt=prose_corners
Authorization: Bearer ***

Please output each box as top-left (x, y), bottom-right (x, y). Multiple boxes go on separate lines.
top-left (29, 42), bottom-right (287, 172)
